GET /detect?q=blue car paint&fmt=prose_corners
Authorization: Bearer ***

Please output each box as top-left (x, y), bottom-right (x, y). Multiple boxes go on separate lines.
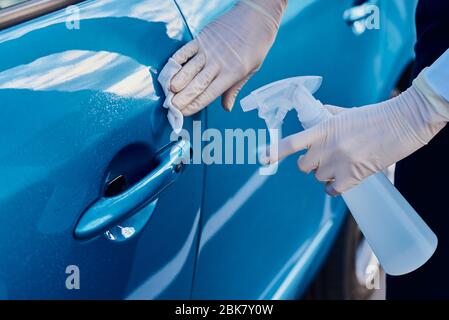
top-left (0, 0), bottom-right (204, 299)
top-left (0, 0), bottom-right (417, 299)
top-left (175, 0), bottom-right (417, 299)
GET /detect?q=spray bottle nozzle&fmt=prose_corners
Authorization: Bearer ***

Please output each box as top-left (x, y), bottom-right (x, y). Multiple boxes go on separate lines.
top-left (240, 76), bottom-right (323, 132)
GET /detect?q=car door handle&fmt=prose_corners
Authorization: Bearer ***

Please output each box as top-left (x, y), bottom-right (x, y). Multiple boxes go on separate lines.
top-left (74, 140), bottom-right (191, 239)
top-left (343, 0), bottom-right (379, 35)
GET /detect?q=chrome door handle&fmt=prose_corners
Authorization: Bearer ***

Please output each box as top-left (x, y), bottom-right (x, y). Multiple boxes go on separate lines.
top-left (74, 140), bottom-right (191, 239)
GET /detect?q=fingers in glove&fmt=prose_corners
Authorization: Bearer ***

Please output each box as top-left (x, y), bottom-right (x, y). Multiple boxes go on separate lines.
top-left (325, 182), bottom-right (340, 196)
top-left (172, 64), bottom-right (219, 111)
top-left (171, 52), bottom-right (207, 93)
top-left (323, 104), bottom-right (347, 115)
top-left (172, 39), bottom-right (199, 65)
top-left (297, 152), bottom-right (319, 174)
top-left (222, 73), bottom-right (254, 112)
top-left (314, 166), bottom-right (334, 183)
top-left (180, 78), bottom-right (224, 116)
top-left (325, 177), bottom-right (358, 196)
top-left (270, 127), bottom-right (320, 164)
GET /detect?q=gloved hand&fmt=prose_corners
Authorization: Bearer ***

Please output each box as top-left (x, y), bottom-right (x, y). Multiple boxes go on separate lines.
top-left (270, 71), bottom-right (449, 195)
top-left (168, 0), bottom-right (288, 116)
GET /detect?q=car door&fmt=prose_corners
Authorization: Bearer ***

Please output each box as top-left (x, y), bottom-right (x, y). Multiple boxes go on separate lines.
top-left (0, 0), bottom-right (204, 299)
top-left (175, 0), bottom-right (415, 299)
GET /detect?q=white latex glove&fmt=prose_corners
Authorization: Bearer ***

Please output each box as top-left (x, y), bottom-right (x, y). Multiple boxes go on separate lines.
top-left (168, 0), bottom-right (287, 116)
top-left (270, 71), bottom-right (449, 195)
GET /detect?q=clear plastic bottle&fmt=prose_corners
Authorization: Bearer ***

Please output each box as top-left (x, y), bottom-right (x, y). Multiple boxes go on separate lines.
top-left (295, 82), bottom-right (437, 275)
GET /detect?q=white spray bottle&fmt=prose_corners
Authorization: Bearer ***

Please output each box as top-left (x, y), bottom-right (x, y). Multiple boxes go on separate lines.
top-left (240, 76), bottom-right (437, 276)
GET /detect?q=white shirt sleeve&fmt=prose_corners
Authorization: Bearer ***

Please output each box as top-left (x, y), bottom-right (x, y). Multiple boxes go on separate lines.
top-left (424, 48), bottom-right (449, 102)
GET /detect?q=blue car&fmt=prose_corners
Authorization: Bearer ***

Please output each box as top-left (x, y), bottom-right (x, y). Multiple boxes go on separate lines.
top-left (0, 0), bottom-right (417, 299)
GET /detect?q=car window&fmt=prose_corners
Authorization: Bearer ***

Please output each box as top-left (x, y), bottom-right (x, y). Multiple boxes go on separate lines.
top-left (0, 0), bottom-right (82, 30)
top-left (0, 0), bottom-right (29, 10)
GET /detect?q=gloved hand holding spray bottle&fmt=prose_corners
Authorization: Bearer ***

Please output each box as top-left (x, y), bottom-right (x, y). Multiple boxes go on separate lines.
top-left (240, 76), bottom-right (438, 275)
